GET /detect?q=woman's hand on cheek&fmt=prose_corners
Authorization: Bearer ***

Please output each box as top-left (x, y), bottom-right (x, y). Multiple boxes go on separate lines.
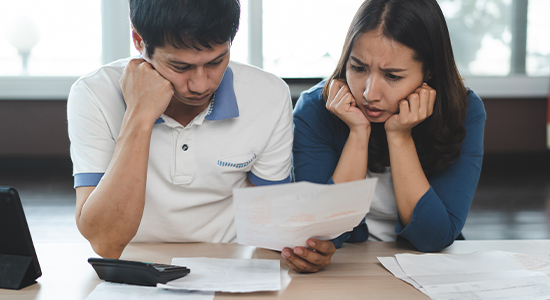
top-left (281, 238), bottom-right (336, 273)
top-left (326, 80), bottom-right (370, 132)
top-left (385, 83), bottom-right (436, 137)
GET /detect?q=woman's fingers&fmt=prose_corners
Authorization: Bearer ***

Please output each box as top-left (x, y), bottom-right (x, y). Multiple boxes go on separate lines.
top-left (326, 80), bottom-right (347, 109)
top-left (427, 87), bottom-right (436, 116)
top-left (386, 83), bottom-right (437, 135)
top-left (333, 91), bottom-right (355, 113)
top-left (406, 92), bottom-right (419, 119)
top-left (327, 84), bottom-right (350, 111)
top-left (414, 83), bottom-right (436, 119)
top-left (326, 79), bottom-right (370, 131)
top-left (406, 83), bottom-right (437, 122)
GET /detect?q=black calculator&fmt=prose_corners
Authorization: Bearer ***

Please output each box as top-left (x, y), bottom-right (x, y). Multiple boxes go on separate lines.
top-left (88, 257), bottom-right (190, 286)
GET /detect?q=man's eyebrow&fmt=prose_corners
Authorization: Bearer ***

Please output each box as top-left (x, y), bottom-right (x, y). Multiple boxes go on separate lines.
top-left (350, 56), bottom-right (407, 73)
top-left (168, 49), bottom-right (229, 66)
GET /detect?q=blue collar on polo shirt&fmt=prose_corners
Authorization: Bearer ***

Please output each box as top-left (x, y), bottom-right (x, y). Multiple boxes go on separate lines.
top-left (154, 66), bottom-right (238, 124)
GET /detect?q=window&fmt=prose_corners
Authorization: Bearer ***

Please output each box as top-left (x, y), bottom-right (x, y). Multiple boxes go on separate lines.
top-left (260, 0), bottom-right (549, 78)
top-left (527, 0), bottom-right (550, 76)
top-left (441, 0), bottom-right (549, 77)
top-left (0, 0), bottom-right (548, 99)
top-left (258, 0), bottom-right (548, 97)
top-left (262, 0), bottom-right (364, 78)
top-left (0, 0), bottom-right (102, 76)
top-left (441, 0), bottom-right (514, 76)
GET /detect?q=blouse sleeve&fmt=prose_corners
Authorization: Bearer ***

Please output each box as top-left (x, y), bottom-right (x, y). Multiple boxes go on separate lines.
top-left (293, 82), bottom-right (345, 185)
top-left (395, 91), bottom-right (486, 252)
top-left (293, 83), bottom-right (368, 248)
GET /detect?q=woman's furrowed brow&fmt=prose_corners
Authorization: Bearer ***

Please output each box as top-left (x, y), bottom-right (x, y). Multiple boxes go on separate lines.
top-left (379, 67), bottom-right (407, 73)
top-left (351, 56), bottom-right (407, 73)
top-left (350, 56), bottom-right (367, 66)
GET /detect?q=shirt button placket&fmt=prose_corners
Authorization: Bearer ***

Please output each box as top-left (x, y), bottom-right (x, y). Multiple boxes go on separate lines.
top-left (173, 128), bottom-right (194, 185)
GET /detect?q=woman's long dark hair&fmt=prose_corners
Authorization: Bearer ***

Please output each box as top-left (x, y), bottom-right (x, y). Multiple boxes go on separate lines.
top-left (322, 0), bottom-right (467, 175)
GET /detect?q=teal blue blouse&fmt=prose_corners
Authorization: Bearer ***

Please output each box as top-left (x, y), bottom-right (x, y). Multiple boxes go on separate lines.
top-left (293, 81), bottom-right (486, 252)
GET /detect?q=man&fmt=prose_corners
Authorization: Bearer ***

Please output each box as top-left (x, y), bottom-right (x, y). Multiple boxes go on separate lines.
top-left (67, 0), bottom-right (334, 273)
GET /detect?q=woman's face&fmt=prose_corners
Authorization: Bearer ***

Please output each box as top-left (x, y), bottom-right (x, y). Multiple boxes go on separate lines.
top-left (345, 30), bottom-right (426, 123)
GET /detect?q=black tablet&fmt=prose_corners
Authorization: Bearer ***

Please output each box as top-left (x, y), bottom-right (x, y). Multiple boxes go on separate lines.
top-left (0, 186), bottom-right (42, 290)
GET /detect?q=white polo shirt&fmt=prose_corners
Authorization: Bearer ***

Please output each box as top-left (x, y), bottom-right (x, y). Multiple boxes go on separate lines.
top-left (67, 58), bottom-right (293, 243)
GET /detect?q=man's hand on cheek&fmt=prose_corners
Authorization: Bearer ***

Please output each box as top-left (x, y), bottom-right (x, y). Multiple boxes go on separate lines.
top-left (281, 238), bottom-right (336, 273)
top-left (120, 58), bottom-right (174, 124)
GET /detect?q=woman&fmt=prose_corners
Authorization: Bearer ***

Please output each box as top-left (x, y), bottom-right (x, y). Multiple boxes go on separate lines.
top-left (283, 0), bottom-right (486, 272)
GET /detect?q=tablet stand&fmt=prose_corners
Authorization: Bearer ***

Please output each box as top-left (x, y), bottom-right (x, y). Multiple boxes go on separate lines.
top-left (0, 254), bottom-right (37, 290)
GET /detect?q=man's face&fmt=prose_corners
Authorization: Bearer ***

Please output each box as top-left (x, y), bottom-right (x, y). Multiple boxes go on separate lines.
top-left (139, 38), bottom-right (231, 110)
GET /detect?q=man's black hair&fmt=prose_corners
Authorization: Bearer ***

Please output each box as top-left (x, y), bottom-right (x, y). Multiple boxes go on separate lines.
top-left (129, 0), bottom-right (240, 57)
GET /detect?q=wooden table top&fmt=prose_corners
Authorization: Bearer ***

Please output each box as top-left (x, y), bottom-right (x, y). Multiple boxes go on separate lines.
top-left (2, 240), bottom-right (549, 299)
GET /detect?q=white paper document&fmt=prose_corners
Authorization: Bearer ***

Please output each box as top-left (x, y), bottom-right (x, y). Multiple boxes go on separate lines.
top-left (379, 250), bottom-right (550, 300)
top-left (233, 178), bottom-right (377, 251)
top-left (422, 273), bottom-right (550, 300)
top-left (158, 257), bottom-right (281, 293)
top-left (86, 282), bottom-right (214, 300)
top-left (513, 252), bottom-right (550, 276)
top-left (377, 256), bottom-right (427, 294)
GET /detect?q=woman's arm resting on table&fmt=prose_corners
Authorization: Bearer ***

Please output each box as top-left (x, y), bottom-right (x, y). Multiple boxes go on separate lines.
top-left (395, 93), bottom-right (486, 252)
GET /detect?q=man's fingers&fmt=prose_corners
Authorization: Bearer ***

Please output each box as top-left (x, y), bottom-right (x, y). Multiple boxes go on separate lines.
top-left (130, 57), bottom-right (145, 65)
top-left (294, 247), bottom-right (329, 267)
top-left (307, 239), bottom-right (336, 256)
top-left (125, 58), bottom-right (146, 72)
top-left (281, 240), bottom-right (336, 273)
top-left (281, 248), bottom-right (319, 273)
top-left (282, 250), bottom-right (301, 272)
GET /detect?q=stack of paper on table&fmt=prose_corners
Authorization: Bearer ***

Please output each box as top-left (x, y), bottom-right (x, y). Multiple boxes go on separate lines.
top-left (86, 282), bottom-right (215, 300)
top-left (379, 250), bottom-right (550, 300)
top-left (87, 257), bottom-right (283, 298)
top-left (158, 257), bottom-right (283, 293)
top-left (233, 178), bottom-right (378, 251)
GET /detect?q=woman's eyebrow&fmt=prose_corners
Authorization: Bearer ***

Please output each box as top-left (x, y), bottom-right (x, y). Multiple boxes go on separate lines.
top-left (379, 67), bottom-right (407, 73)
top-left (350, 56), bottom-right (407, 72)
top-left (350, 56), bottom-right (367, 66)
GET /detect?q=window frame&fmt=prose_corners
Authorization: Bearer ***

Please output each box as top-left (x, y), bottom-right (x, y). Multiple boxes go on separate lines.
top-left (0, 0), bottom-right (548, 100)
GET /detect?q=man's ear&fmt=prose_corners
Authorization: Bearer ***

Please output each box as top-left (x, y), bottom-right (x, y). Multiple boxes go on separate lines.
top-left (131, 26), bottom-right (145, 55)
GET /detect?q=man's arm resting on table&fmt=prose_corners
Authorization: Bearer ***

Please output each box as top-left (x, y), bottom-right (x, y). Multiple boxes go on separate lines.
top-left (74, 59), bottom-right (174, 258)
top-left (75, 184), bottom-right (142, 259)
top-left (74, 119), bottom-right (154, 259)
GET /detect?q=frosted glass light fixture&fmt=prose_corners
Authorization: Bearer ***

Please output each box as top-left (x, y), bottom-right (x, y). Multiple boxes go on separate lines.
top-left (6, 16), bottom-right (41, 75)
